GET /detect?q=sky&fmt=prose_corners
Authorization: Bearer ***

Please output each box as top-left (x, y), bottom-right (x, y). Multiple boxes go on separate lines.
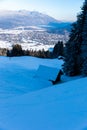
top-left (0, 0), bottom-right (84, 21)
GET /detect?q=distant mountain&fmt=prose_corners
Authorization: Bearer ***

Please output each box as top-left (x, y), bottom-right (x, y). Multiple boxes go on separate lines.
top-left (0, 10), bottom-right (59, 29)
top-left (0, 10), bottom-right (71, 32)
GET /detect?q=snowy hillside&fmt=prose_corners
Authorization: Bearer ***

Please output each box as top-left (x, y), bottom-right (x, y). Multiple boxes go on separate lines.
top-left (0, 56), bottom-right (87, 130)
top-left (0, 10), bottom-right (59, 29)
top-left (0, 56), bottom-right (63, 98)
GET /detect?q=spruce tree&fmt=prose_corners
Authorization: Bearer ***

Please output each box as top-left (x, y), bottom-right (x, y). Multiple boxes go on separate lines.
top-left (52, 41), bottom-right (64, 58)
top-left (64, 0), bottom-right (87, 76)
top-left (11, 44), bottom-right (24, 56)
top-left (81, 1), bottom-right (87, 75)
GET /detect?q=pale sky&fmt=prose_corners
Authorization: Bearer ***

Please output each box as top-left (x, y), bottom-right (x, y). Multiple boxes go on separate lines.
top-left (0, 0), bottom-right (84, 21)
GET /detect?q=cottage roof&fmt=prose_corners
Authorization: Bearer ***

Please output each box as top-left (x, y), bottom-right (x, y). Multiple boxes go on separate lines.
top-left (35, 65), bottom-right (60, 81)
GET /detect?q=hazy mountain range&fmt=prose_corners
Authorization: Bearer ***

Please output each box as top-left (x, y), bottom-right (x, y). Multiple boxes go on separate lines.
top-left (0, 10), bottom-right (71, 32)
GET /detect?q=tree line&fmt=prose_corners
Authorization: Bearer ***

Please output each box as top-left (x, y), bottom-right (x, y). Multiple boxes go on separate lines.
top-left (7, 41), bottom-right (64, 59)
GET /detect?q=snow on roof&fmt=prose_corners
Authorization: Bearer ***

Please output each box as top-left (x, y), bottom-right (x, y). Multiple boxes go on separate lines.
top-left (35, 65), bottom-right (60, 81)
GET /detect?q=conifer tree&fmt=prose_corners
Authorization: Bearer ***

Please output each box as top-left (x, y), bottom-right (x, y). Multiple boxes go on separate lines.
top-left (64, 0), bottom-right (87, 76)
top-left (81, 1), bottom-right (87, 75)
top-left (52, 41), bottom-right (64, 58)
top-left (11, 44), bottom-right (24, 56)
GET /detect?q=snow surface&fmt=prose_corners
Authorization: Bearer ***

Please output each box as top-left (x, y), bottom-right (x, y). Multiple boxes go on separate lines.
top-left (0, 56), bottom-right (87, 130)
top-left (0, 40), bottom-right (54, 51)
top-left (0, 40), bottom-right (12, 49)
top-left (0, 56), bottom-right (63, 98)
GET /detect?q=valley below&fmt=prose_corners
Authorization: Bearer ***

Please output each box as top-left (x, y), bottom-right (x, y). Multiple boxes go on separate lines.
top-left (0, 26), bottom-right (69, 51)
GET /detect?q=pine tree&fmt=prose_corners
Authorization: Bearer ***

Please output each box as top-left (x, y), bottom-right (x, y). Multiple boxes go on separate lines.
top-left (82, 58), bottom-right (87, 76)
top-left (11, 44), bottom-right (24, 56)
top-left (52, 41), bottom-right (64, 58)
top-left (81, 1), bottom-right (87, 75)
top-left (64, 0), bottom-right (87, 76)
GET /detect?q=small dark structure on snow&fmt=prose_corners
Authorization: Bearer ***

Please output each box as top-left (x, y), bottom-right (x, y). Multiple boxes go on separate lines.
top-left (35, 65), bottom-right (63, 85)
top-left (50, 70), bottom-right (63, 85)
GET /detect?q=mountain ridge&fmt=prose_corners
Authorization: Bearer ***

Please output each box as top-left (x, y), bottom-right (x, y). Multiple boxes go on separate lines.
top-left (0, 10), bottom-right (71, 30)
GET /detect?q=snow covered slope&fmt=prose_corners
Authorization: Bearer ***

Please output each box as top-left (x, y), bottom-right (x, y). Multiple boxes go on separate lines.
top-left (0, 56), bottom-right (87, 130)
top-left (0, 56), bottom-right (63, 98)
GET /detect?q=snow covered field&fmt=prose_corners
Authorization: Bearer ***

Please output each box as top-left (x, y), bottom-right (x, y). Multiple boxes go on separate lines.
top-left (0, 40), bottom-right (54, 51)
top-left (0, 56), bottom-right (87, 130)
